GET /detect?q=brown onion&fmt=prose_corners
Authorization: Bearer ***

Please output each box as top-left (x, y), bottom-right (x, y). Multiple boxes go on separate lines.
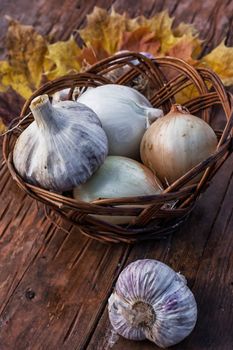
top-left (140, 104), bottom-right (218, 184)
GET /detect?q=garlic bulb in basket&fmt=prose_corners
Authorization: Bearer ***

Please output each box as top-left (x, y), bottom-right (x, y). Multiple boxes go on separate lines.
top-left (77, 84), bottom-right (163, 159)
top-left (108, 259), bottom-right (197, 348)
top-left (140, 104), bottom-right (218, 184)
top-left (52, 88), bottom-right (71, 103)
top-left (73, 156), bottom-right (162, 224)
top-left (13, 94), bottom-right (108, 192)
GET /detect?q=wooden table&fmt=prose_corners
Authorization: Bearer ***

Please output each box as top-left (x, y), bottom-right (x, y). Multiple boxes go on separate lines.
top-left (0, 1), bottom-right (233, 349)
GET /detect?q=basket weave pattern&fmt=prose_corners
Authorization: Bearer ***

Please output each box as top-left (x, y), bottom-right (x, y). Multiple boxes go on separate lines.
top-left (3, 53), bottom-right (233, 243)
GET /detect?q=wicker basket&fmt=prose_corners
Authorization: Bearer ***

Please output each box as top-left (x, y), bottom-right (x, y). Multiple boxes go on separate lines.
top-left (3, 52), bottom-right (233, 244)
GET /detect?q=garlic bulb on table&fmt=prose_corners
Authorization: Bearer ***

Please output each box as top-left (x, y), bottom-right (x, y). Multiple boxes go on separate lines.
top-left (77, 84), bottom-right (163, 159)
top-left (13, 94), bottom-right (108, 192)
top-left (108, 259), bottom-right (197, 348)
top-left (73, 156), bottom-right (162, 224)
top-left (140, 104), bottom-right (218, 184)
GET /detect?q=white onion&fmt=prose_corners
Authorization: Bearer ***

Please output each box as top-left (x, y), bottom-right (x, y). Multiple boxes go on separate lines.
top-left (77, 84), bottom-right (163, 159)
top-left (73, 156), bottom-right (162, 224)
top-left (140, 104), bottom-right (218, 184)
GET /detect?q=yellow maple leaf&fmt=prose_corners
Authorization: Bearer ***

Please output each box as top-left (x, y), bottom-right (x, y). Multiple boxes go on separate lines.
top-left (174, 22), bottom-right (202, 59)
top-left (0, 7), bottom-right (232, 102)
top-left (79, 7), bottom-right (127, 55)
top-left (200, 41), bottom-right (233, 86)
top-left (44, 36), bottom-right (82, 80)
top-left (127, 11), bottom-right (190, 54)
top-left (0, 61), bottom-right (33, 99)
top-left (79, 8), bottom-right (202, 66)
top-left (175, 84), bottom-right (200, 105)
top-left (0, 18), bottom-right (47, 99)
top-left (143, 11), bottom-right (178, 53)
top-left (0, 117), bottom-right (7, 134)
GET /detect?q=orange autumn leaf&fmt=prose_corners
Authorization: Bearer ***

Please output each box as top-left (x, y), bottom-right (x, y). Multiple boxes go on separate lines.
top-left (79, 8), bottom-right (202, 65)
top-left (167, 39), bottom-right (198, 64)
top-left (120, 27), bottom-right (160, 56)
top-left (0, 6), bottom-right (232, 103)
top-left (76, 45), bottom-right (109, 71)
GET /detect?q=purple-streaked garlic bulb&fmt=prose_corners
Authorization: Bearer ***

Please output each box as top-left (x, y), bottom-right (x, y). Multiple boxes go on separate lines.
top-left (108, 259), bottom-right (197, 348)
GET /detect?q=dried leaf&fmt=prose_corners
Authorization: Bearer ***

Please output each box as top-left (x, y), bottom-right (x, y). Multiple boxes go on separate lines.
top-left (76, 47), bottom-right (99, 69)
top-left (45, 36), bottom-right (82, 80)
top-left (141, 11), bottom-right (178, 53)
top-left (120, 27), bottom-right (160, 56)
top-left (0, 7), bottom-right (232, 102)
top-left (174, 22), bottom-right (202, 59)
top-left (76, 45), bottom-right (109, 70)
top-left (0, 117), bottom-right (6, 134)
top-left (79, 7), bottom-right (127, 54)
top-left (167, 39), bottom-right (197, 64)
top-left (200, 41), bottom-right (233, 86)
top-left (0, 61), bottom-right (33, 99)
top-left (175, 84), bottom-right (200, 105)
top-left (0, 18), bottom-right (47, 99)
top-left (80, 8), bottom-right (202, 65)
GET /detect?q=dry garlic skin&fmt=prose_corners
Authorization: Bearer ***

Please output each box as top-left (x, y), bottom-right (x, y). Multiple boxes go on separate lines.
top-left (73, 156), bottom-right (162, 224)
top-left (108, 259), bottom-right (197, 348)
top-left (13, 95), bottom-right (108, 192)
top-left (77, 84), bottom-right (163, 159)
top-left (74, 156), bottom-right (162, 201)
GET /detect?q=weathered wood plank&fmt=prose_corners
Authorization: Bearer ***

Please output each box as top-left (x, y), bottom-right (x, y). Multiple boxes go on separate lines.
top-left (180, 164), bottom-right (233, 349)
top-left (0, 0), bottom-right (114, 45)
top-left (0, 1), bottom-right (232, 349)
top-left (87, 154), bottom-right (233, 349)
top-left (0, 226), bottom-right (127, 350)
top-left (0, 158), bottom-right (128, 350)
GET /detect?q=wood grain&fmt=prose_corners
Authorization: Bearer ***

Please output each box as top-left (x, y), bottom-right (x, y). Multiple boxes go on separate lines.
top-left (87, 154), bottom-right (233, 350)
top-left (0, 0), bottom-right (232, 349)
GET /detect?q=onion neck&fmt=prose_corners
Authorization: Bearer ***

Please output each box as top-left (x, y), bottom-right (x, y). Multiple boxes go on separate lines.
top-left (170, 104), bottom-right (190, 114)
top-left (30, 94), bottom-right (59, 131)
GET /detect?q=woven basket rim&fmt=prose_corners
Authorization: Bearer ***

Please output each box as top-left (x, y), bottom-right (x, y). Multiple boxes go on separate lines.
top-left (3, 52), bottom-right (233, 243)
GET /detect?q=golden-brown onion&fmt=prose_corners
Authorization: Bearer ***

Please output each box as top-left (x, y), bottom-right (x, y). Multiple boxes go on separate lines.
top-left (140, 104), bottom-right (218, 185)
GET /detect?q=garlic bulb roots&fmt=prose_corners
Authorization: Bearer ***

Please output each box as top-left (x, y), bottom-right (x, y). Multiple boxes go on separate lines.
top-left (108, 259), bottom-right (197, 348)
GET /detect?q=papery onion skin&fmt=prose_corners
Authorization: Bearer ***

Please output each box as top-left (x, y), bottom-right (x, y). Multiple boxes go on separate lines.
top-left (140, 104), bottom-right (218, 184)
